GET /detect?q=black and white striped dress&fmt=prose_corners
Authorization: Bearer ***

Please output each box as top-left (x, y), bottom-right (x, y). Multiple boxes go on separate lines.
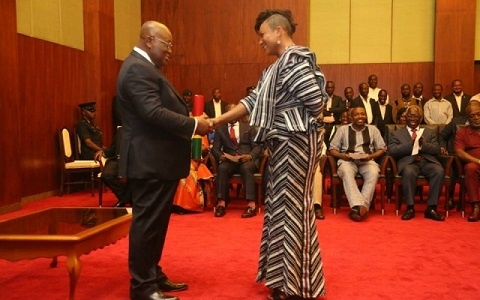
top-left (241, 46), bottom-right (326, 298)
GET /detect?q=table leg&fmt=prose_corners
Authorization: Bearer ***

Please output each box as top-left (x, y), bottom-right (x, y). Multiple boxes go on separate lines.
top-left (66, 254), bottom-right (82, 300)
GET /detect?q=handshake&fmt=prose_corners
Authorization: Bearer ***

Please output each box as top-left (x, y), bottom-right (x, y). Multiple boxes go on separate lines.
top-left (194, 115), bottom-right (219, 136)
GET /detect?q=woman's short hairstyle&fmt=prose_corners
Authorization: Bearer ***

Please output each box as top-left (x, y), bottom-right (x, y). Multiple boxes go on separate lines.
top-left (254, 9), bottom-right (296, 36)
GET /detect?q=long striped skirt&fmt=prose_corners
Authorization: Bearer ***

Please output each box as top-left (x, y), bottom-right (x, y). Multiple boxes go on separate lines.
top-left (256, 130), bottom-right (326, 298)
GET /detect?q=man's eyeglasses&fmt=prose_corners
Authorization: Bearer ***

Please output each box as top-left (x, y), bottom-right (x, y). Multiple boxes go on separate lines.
top-left (150, 36), bottom-right (173, 49)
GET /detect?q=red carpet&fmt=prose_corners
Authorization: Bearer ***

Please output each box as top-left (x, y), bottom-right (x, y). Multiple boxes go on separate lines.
top-left (1, 191), bottom-right (479, 300)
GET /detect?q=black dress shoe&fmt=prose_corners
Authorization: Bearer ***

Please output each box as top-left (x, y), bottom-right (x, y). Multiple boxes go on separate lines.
top-left (131, 291), bottom-right (179, 300)
top-left (447, 198), bottom-right (456, 210)
top-left (314, 205), bottom-right (325, 220)
top-left (158, 279), bottom-right (188, 292)
top-left (214, 205), bottom-right (226, 217)
top-left (348, 207), bottom-right (361, 222)
top-left (401, 208), bottom-right (415, 220)
top-left (241, 206), bottom-right (257, 218)
top-left (468, 203), bottom-right (480, 222)
top-left (424, 208), bottom-right (445, 221)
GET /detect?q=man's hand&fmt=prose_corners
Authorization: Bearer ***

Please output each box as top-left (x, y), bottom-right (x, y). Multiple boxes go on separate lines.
top-left (359, 155), bottom-right (372, 162)
top-left (440, 147), bottom-right (448, 155)
top-left (342, 153), bottom-right (352, 161)
top-left (94, 150), bottom-right (103, 162)
top-left (195, 116), bottom-right (212, 135)
top-left (239, 154), bottom-right (252, 163)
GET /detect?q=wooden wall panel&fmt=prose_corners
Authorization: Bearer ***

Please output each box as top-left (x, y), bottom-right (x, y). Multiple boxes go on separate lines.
top-left (18, 36), bottom-right (88, 197)
top-left (0, 0), bottom-right (22, 213)
top-left (141, 0), bottom-right (308, 103)
top-left (434, 0), bottom-right (476, 94)
top-left (321, 62), bottom-right (435, 103)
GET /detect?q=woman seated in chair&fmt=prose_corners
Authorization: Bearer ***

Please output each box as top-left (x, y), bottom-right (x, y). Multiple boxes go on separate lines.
top-left (173, 135), bottom-right (213, 213)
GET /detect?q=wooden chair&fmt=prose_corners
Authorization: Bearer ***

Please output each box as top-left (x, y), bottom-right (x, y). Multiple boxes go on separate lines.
top-left (325, 154), bottom-right (390, 215)
top-left (386, 124), bottom-right (455, 216)
top-left (58, 127), bottom-right (100, 196)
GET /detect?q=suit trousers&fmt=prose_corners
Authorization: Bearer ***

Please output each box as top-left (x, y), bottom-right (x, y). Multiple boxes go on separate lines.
top-left (101, 160), bottom-right (131, 203)
top-left (401, 159), bottom-right (444, 206)
top-left (128, 178), bottom-right (178, 297)
top-left (464, 162), bottom-right (480, 202)
top-left (216, 160), bottom-right (257, 201)
top-left (337, 160), bottom-right (380, 208)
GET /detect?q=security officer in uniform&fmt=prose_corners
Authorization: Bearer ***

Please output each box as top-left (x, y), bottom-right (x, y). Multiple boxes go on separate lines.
top-left (76, 101), bottom-right (104, 160)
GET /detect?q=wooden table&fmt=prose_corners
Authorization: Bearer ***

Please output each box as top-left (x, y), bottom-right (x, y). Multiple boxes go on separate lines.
top-left (0, 207), bottom-right (132, 300)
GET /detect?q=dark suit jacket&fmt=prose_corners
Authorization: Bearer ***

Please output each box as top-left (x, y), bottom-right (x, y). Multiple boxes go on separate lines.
top-left (387, 127), bottom-right (441, 174)
top-left (445, 93), bottom-right (471, 118)
top-left (211, 122), bottom-right (262, 168)
top-left (325, 95), bottom-right (346, 124)
top-left (439, 116), bottom-right (468, 153)
top-left (204, 100), bottom-right (228, 118)
top-left (371, 103), bottom-right (394, 138)
top-left (103, 126), bottom-right (123, 160)
top-left (116, 50), bottom-right (195, 180)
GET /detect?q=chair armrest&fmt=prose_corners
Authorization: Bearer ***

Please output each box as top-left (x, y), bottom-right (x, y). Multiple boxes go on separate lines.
top-left (438, 155), bottom-right (454, 178)
top-left (204, 153), bottom-right (217, 174)
top-left (326, 155), bottom-right (338, 175)
top-left (453, 156), bottom-right (464, 177)
top-left (388, 155), bottom-right (399, 175)
top-left (258, 153), bottom-right (269, 175)
top-left (377, 154), bottom-right (392, 176)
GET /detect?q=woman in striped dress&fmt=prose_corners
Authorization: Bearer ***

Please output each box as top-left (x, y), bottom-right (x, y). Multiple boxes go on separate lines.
top-left (211, 9), bottom-right (327, 300)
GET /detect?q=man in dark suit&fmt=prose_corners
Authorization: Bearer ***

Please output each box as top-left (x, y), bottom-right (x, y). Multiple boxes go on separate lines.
top-left (211, 104), bottom-right (262, 218)
top-left (351, 82), bottom-right (375, 125)
top-left (371, 89), bottom-right (394, 140)
top-left (94, 126), bottom-right (131, 207)
top-left (387, 105), bottom-right (445, 222)
top-left (116, 21), bottom-right (211, 300)
top-left (445, 79), bottom-right (471, 118)
top-left (204, 87), bottom-right (228, 118)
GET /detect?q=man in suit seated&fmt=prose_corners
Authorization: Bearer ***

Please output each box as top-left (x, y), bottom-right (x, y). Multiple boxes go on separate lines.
top-left (94, 127), bottom-right (131, 207)
top-left (387, 105), bottom-right (445, 221)
top-left (211, 104), bottom-right (262, 218)
top-left (329, 107), bottom-right (386, 222)
top-left (454, 101), bottom-right (480, 221)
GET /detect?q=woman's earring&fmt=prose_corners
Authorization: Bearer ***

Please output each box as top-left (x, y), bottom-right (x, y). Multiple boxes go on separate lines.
top-left (277, 40), bottom-right (281, 45)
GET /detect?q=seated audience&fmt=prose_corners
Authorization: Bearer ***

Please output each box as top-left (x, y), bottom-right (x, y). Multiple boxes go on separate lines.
top-left (424, 84), bottom-right (453, 125)
top-left (329, 107), bottom-right (386, 222)
top-left (439, 114), bottom-right (469, 210)
top-left (395, 107), bottom-right (408, 125)
top-left (94, 127), bottom-right (131, 207)
top-left (454, 101), bottom-right (480, 222)
top-left (211, 104), bottom-right (262, 218)
top-left (76, 101), bottom-right (105, 160)
top-left (387, 105), bottom-right (445, 221)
